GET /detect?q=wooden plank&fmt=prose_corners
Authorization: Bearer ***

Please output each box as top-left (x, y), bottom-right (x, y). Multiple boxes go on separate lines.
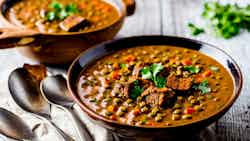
top-left (118, 0), bottom-right (162, 37)
top-left (161, 0), bottom-right (176, 35)
top-left (162, 0), bottom-right (250, 140)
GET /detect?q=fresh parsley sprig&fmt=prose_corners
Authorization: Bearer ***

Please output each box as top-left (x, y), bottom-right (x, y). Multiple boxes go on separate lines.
top-left (141, 63), bottom-right (166, 88)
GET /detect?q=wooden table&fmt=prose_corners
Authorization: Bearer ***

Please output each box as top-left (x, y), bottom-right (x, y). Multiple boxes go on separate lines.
top-left (0, 0), bottom-right (249, 141)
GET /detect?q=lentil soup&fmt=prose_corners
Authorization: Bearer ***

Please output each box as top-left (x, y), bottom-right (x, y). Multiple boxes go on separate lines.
top-left (77, 45), bottom-right (234, 127)
top-left (6, 0), bottom-right (120, 33)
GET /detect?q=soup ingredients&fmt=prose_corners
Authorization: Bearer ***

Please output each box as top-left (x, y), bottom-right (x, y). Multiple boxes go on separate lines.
top-left (130, 80), bottom-right (144, 100)
top-left (183, 65), bottom-right (200, 74)
top-left (193, 80), bottom-right (211, 94)
top-left (59, 15), bottom-right (89, 32)
top-left (141, 63), bottom-right (166, 88)
top-left (77, 46), bottom-right (234, 127)
top-left (7, 0), bottom-right (120, 33)
top-left (45, 1), bottom-right (79, 21)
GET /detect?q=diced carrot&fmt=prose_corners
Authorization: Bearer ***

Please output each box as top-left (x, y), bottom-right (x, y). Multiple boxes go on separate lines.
top-left (133, 109), bottom-right (141, 116)
top-left (79, 3), bottom-right (87, 9)
top-left (169, 57), bottom-right (180, 65)
top-left (110, 115), bottom-right (117, 120)
top-left (92, 16), bottom-right (100, 22)
top-left (92, 0), bottom-right (99, 5)
top-left (102, 7), bottom-right (110, 13)
top-left (124, 55), bottom-right (135, 62)
top-left (202, 70), bottom-right (212, 77)
top-left (112, 70), bottom-right (120, 80)
top-left (169, 59), bottom-right (176, 65)
top-left (95, 4), bottom-right (104, 10)
top-left (107, 105), bottom-right (117, 112)
top-left (195, 74), bottom-right (205, 83)
top-left (112, 62), bottom-right (120, 70)
top-left (146, 121), bottom-right (154, 126)
top-left (185, 107), bottom-right (195, 114)
top-left (181, 59), bottom-right (192, 66)
top-left (104, 79), bottom-right (110, 85)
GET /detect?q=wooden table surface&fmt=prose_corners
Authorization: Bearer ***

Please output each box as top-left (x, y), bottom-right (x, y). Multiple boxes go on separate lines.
top-left (0, 0), bottom-right (250, 141)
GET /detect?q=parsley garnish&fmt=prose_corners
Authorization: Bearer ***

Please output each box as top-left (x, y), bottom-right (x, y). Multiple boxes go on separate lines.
top-left (50, 1), bottom-right (63, 10)
top-left (65, 3), bottom-right (79, 14)
top-left (188, 23), bottom-right (205, 36)
top-left (155, 76), bottom-right (166, 88)
top-left (120, 63), bottom-right (127, 69)
top-left (183, 66), bottom-right (200, 74)
top-left (45, 1), bottom-right (79, 21)
top-left (130, 80), bottom-right (144, 100)
top-left (141, 63), bottom-right (166, 88)
top-left (202, 2), bottom-right (250, 39)
top-left (193, 80), bottom-right (211, 94)
top-left (46, 11), bottom-right (56, 21)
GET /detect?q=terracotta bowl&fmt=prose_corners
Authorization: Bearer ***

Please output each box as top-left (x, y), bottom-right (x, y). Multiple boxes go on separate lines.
top-left (0, 0), bottom-right (135, 64)
top-left (67, 36), bottom-right (243, 140)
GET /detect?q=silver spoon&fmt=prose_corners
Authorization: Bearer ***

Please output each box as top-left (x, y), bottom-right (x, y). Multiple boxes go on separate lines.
top-left (40, 75), bottom-right (94, 141)
top-left (8, 68), bottom-right (74, 141)
top-left (0, 107), bottom-right (37, 141)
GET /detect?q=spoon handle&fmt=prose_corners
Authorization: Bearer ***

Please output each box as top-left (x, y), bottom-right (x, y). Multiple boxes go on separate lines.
top-left (0, 134), bottom-right (19, 141)
top-left (65, 107), bottom-right (94, 141)
top-left (42, 118), bottom-right (74, 141)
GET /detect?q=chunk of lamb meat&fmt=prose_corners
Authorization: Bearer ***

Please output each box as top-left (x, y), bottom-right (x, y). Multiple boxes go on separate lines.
top-left (158, 66), bottom-right (171, 77)
top-left (144, 87), bottom-right (175, 107)
top-left (167, 74), bottom-right (193, 90)
top-left (123, 79), bottom-right (152, 98)
top-left (110, 83), bottom-right (128, 98)
top-left (59, 15), bottom-right (89, 32)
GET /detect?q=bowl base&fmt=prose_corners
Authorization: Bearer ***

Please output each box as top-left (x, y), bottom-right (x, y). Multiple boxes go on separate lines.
top-left (110, 123), bottom-right (217, 141)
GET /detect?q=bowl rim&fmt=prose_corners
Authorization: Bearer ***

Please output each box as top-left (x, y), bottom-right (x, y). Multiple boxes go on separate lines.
top-left (67, 35), bottom-right (243, 129)
top-left (0, 0), bottom-right (126, 36)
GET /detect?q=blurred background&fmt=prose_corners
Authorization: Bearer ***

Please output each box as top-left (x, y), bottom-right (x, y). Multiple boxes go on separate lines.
top-left (0, 0), bottom-right (249, 141)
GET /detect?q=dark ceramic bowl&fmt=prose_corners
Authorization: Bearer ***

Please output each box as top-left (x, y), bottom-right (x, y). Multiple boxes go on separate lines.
top-left (67, 36), bottom-right (243, 140)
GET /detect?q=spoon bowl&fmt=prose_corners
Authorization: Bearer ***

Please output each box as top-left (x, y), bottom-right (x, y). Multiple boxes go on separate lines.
top-left (0, 107), bottom-right (35, 140)
top-left (8, 68), bottom-right (51, 118)
top-left (40, 75), bottom-right (74, 108)
top-left (8, 68), bottom-right (74, 141)
top-left (41, 75), bottom-right (94, 141)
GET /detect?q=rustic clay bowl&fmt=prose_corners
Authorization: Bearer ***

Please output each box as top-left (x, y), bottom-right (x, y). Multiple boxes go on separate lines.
top-left (67, 36), bottom-right (243, 140)
top-left (0, 0), bottom-right (135, 64)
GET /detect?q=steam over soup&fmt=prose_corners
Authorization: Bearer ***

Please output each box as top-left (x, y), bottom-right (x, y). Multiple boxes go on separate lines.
top-left (77, 46), bottom-right (234, 127)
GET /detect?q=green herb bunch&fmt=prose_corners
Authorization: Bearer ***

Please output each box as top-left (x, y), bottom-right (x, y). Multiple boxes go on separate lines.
top-left (141, 63), bottom-right (166, 88)
top-left (188, 2), bottom-right (250, 39)
top-left (202, 2), bottom-right (250, 39)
